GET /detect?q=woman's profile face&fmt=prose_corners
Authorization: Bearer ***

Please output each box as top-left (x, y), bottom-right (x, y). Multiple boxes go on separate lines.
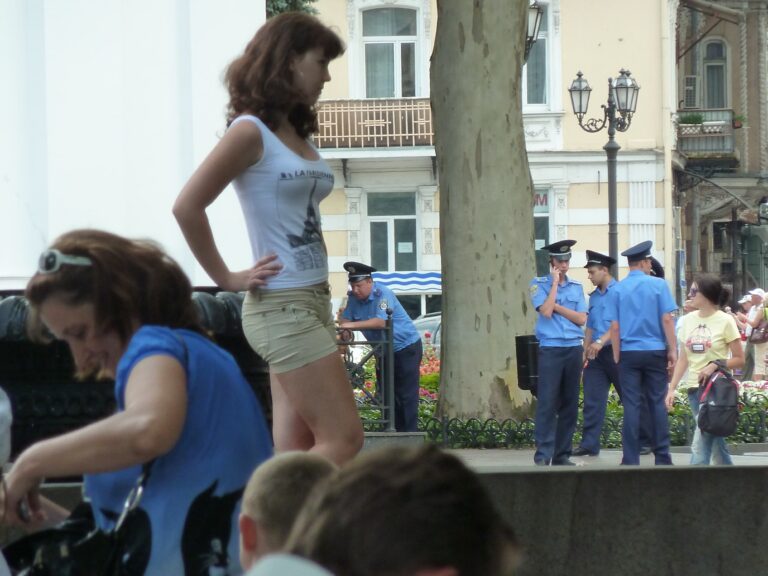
top-left (290, 47), bottom-right (332, 106)
top-left (39, 295), bottom-right (125, 379)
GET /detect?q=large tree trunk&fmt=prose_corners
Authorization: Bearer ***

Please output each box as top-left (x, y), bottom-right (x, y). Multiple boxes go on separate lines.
top-left (432, 0), bottom-right (536, 420)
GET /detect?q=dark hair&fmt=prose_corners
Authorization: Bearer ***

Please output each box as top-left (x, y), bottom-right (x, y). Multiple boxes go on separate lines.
top-left (693, 273), bottom-right (730, 309)
top-left (26, 229), bottom-right (203, 348)
top-left (286, 445), bottom-right (519, 576)
top-left (224, 12), bottom-right (344, 138)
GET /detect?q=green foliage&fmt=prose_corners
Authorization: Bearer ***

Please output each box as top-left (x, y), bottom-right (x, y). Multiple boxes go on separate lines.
top-left (678, 112), bottom-right (704, 125)
top-left (419, 372), bottom-right (439, 394)
top-left (266, 0), bottom-right (318, 17)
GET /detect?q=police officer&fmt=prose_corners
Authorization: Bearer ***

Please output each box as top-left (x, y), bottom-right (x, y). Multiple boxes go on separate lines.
top-left (574, 250), bottom-right (654, 457)
top-left (572, 250), bottom-right (618, 457)
top-left (606, 241), bottom-right (678, 465)
top-left (339, 262), bottom-right (422, 432)
top-left (529, 240), bottom-right (587, 466)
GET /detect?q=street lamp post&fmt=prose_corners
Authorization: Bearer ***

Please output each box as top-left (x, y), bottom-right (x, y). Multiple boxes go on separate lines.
top-left (569, 69), bottom-right (640, 277)
top-left (525, 2), bottom-right (544, 62)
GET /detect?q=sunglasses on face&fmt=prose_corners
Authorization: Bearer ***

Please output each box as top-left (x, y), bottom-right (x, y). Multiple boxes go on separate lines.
top-left (38, 249), bottom-right (93, 274)
top-left (688, 286), bottom-right (698, 298)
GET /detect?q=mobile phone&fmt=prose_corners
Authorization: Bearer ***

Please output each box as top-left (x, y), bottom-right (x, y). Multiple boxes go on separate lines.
top-left (17, 499), bottom-right (31, 523)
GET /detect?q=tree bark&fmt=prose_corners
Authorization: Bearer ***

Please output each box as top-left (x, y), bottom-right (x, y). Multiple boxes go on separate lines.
top-left (431, 0), bottom-right (536, 420)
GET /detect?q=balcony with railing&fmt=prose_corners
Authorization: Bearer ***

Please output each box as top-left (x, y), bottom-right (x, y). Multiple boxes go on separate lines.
top-left (676, 108), bottom-right (738, 170)
top-left (315, 98), bottom-right (433, 150)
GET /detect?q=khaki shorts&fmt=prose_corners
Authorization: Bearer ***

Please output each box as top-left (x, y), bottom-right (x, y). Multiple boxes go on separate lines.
top-left (242, 283), bottom-right (338, 374)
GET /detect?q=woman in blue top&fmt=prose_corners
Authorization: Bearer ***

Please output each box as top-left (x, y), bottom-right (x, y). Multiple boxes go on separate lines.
top-left (3, 229), bottom-right (272, 575)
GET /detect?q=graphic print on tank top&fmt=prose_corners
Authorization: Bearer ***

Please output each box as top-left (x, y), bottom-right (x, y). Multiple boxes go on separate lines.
top-left (278, 168), bottom-right (333, 272)
top-left (686, 323), bottom-right (713, 354)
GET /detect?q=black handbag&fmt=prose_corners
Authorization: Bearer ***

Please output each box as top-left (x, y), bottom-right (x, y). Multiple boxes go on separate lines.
top-left (4, 462), bottom-right (154, 576)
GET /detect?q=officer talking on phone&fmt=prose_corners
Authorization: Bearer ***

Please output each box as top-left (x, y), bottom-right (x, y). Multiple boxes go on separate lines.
top-left (529, 240), bottom-right (587, 466)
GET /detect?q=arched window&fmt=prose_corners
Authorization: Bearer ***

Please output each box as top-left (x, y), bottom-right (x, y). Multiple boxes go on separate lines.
top-left (362, 8), bottom-right (418, 98)
top-left (703, 40), bottom-right (727, 108)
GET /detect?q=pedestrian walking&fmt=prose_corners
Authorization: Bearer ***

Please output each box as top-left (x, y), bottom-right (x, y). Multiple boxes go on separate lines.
top-left (529, 240), bottom-right (587, 466)
top-left (174, 13), bottom-right (363, 464)
top-left (606, 241), bottom-right (678, 465)
top-left (338, 262), bottom-right (423, 432)
top-left (667, 274), bottom-right (744, 465)
top-left (743, 288), bottom-right (766, 381)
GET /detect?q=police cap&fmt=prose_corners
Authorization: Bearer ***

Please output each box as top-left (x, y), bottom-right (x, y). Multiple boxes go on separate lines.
top-left (343, 261), bottom-right (376, 283)
top-left (583, 249), bottom-right (616, 269)
top-left (621, 240), bottom-right (653, 263)
top-left (649, 256), bottom-right (665, 279)
top-left (542, 239), bottom-right (576, 261)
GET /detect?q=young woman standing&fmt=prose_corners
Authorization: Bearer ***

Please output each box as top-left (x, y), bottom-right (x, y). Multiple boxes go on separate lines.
top-left (174, 13), bottom-right (363, 464)
top-left (667, 274), bottom-right (744, 465)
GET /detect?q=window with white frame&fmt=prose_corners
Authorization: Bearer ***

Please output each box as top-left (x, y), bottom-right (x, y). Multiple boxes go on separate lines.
top-left (523, 3), bottom-right (548, 106)
top-left (367, 192), bottom-right (417, 271)
top-left (703, 39), bottom-right (727, 109)
top-left (362, 8), bottom-right (418, 98)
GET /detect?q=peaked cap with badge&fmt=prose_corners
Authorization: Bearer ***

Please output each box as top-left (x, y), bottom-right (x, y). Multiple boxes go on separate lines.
top-left (649, 256), bottom-right (665, 279)
top-left (621, 240), bottom-right (653, 263)
top-left (542, 239), bottom-right (577, 261)
top-left (343, 261), bottom-right (376, 283)
top-left (583, 249), bottom-right (616, 269)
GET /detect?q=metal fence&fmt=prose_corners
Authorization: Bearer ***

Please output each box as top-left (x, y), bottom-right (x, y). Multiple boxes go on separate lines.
top-left (677, 108), bottom-right (735, 155)
top-left (338, 312), bottom-right (397, 432)
top-left (315, 98), bottom-right (433, 149)
top-left (414, 393), bottom-right (768, 449)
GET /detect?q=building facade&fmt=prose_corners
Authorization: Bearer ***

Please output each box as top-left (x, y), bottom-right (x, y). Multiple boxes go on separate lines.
top-left (315, 0), bottom-right (678, 314)
top-left (674, 0), bottom-right (768, 297)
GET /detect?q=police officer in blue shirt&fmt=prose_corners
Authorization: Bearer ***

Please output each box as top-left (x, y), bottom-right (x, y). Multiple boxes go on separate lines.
top-left (572, 250), bottom-right (618, 457)
top-left (606, 241), bottom-right (678, 465)
top-left (339, 262), bottom-right (422, 432)
top-left (529, 240), bottom-right (587, 466)
top-left (574, 250), bottom-right (655, 457)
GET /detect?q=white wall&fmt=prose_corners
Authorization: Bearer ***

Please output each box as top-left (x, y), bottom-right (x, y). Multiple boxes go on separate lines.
top-left (0, 0), bottom-right (266, 289)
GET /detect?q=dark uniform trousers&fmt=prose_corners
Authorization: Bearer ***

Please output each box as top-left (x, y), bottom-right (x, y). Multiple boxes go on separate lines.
top-left (619, 350), bottom-right (672, 465)
top-left (581, 346), bottom-right (653, 454)
top-left (376, 339), bottom-right (423, 432)
top-left (535, 345), bottom-right (582, 464)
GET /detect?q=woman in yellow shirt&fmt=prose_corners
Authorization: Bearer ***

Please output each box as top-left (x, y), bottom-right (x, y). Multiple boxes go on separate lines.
top-left (666, 274), bottom-right (744, 465)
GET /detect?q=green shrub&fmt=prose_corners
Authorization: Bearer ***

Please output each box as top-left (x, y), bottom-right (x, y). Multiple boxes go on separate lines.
top-left (678, 112), bottom-right (704, 124)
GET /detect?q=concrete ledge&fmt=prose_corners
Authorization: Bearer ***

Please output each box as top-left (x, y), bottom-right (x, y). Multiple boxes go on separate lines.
top-left (363, 431), bottom-right (426, 450)
top-left (481, 466), bottom-right (768, 576)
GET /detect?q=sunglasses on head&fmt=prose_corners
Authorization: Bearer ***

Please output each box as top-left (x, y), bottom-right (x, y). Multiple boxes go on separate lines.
top-left (38, 249), bottom-right (93, 274)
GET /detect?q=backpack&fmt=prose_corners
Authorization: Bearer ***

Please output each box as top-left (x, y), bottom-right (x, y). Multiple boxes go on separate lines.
top-left (697, 367), bottom-right (740, 437)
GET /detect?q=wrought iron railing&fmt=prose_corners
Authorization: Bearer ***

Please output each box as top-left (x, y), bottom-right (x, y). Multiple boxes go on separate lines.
top-left (338, 312), bottom-right (396, 431)
top-left (315, 98), bottom-right (433, 149)
top-left (677, 108), bottom-right (735, 155)
top-left (411, 392), bottom-right (768, 449)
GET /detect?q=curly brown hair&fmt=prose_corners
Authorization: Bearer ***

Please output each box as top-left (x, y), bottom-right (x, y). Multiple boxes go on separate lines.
top-left (224, 12), bottom-right (344, 138)
top-left (26, 229), bottom-right (203, 349)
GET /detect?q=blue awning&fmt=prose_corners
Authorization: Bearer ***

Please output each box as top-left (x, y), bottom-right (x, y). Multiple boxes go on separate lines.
top-left (372, 271), bottom-right (441, 294)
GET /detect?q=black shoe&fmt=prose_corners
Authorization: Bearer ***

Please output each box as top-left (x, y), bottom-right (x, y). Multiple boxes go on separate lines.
top-left (639, 446), bottom-right (653, 456)
top-left (552, 458), bottom-right (576, 466)
top-left (572, 447), bottom-right (599, 457)
top-left (534, 459), bottom-right (551, 466)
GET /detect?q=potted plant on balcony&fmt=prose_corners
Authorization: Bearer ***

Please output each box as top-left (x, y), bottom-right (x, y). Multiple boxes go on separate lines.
top-left (678, 112), bottom-right (704, 135)
top-left (732, 115), bottom-right (746, 129)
